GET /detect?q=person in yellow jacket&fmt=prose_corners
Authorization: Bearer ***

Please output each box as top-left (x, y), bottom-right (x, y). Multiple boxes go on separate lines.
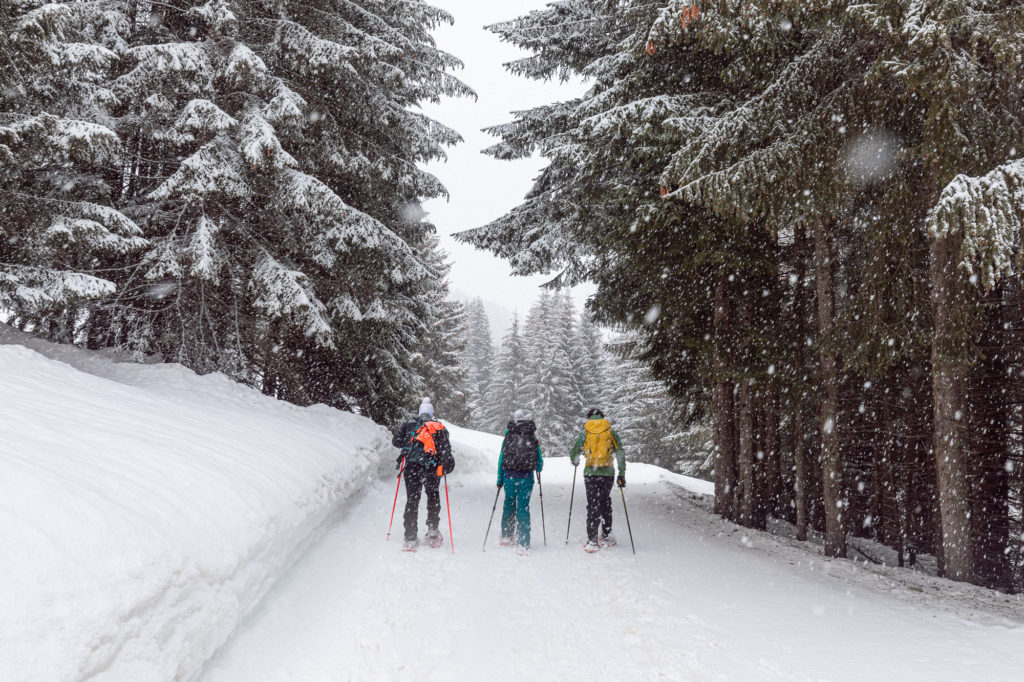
top-left (569, 408), bottom-right (626, 552)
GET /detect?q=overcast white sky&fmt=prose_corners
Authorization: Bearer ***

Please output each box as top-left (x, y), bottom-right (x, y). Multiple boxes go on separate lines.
top-left (419, 1), bottom-right (593, 328)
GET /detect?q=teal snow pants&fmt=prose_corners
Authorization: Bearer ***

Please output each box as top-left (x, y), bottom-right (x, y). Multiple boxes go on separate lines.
top-left (500, 474), bottom-right (534, 548)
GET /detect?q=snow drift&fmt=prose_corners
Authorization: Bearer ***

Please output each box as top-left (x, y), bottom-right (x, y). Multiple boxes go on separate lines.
top-left (0, 326), bottom-right (393, 682)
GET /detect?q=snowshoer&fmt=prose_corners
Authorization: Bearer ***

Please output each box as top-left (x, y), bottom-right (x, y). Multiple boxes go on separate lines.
top-left (569, 408), bottom-right (626, 553)
top-left (497, 409), bottom-right (543, 554)
top-left (392, 398), bottom-right (455, 551)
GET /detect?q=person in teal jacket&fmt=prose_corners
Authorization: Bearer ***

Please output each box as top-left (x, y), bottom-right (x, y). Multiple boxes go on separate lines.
top-left (497, 409), bottom-right (544, 553)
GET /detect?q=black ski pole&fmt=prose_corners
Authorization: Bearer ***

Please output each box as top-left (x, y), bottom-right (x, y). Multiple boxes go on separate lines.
top-left (537, 473), bottom-right (547, 547)
top-left (619, 485), bottom-right (636, 555)
top-left (565, 463), bottom-right (578, 545)
top-left (482, 485), bottom-right (501, 551)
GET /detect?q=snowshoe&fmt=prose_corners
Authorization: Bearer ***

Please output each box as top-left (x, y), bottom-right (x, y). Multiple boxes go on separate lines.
top-left (424, 529), bottom-right (444, 549)
top-left (600, 533), bottom-right (617, 548)
top-left (583, 540), bottom-right (600, 553)
top-left (515, 544), bottom-right (531, 556)
top-left (402, 539), bottom-right (418, 552)
top-left (499, 536), bottom-right (514, 547)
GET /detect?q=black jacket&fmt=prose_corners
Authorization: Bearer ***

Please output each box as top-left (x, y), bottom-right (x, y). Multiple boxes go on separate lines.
top-left (392, 418), bottom-right (455, 474)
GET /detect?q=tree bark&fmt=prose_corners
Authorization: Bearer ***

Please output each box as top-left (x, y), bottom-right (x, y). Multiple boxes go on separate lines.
top-left (928, 233), bottom-right (972, 581)
top-left (793, 227), bottom-right (809, 541)
top-left (814, 219), bottom-right (846, 558)
top-left (968, 287), bottom-right (1013, 591)
top-left (737, 378), bottom-right (756, 527)
top-left (713, 272), bottom-right (738, 518)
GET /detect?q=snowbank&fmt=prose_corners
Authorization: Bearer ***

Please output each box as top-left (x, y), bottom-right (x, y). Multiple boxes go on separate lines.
top-left (0, 326), bottom-right (393, 682)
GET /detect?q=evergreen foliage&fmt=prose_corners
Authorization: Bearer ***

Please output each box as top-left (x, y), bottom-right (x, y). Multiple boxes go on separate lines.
top-left (461, 297), bottom-right (494, 426)
top-left (1, 0), bottom-right (474, 423)
top-left (464, 0), bottom-right (1024, 590)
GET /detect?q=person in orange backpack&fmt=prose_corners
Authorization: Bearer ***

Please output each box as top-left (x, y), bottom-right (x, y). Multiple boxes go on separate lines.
top-left (391, 398), bottom-right (454, 551)
top-left (569, 408), bottom-right (626, 553)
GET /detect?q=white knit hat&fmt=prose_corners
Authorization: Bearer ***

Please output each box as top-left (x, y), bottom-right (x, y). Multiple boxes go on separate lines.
top-left (418, 397), bottom-right (434, 417)
top-left (513, 409), bottom-right (527, 421)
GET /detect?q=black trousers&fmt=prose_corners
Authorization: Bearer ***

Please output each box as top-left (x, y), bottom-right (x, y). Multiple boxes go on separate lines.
top-left (403, 462), bottom-right (440, 541)
top-left (584, 475), bottom-right (614, 541)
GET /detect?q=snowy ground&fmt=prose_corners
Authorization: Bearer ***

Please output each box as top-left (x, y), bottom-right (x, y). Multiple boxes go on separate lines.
top-left (5, 327), bottom-right (1024, 682)
top-left (0, 326), bottom-right (392, 682)
top-left (201, 424), bottom-right (1024, 682)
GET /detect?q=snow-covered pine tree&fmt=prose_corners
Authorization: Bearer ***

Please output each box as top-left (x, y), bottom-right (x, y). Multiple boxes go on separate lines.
top-left (74, 0), bottom-right (473, 421)
top-left (411, 233), bottom-right (471, 425)
top-left (574, 308), bottom-right (607, 412)
top-left (552, 290), bottom-right (585, 427)
top-left (520, 290), bottom-right (579, 452)
top-left (607, 334), bottom-right (711, 478)
top-left (481, 314), bottom-right (527, 434)
top-left (0, 1), bottom-right (145, 338)
top-left (461, 298), bottom-right (493, 426)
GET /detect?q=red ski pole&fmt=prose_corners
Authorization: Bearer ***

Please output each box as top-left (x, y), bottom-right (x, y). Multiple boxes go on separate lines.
top-left (386, 456), bottom-right (405, 541)
top-left (443, 473), bottom-right (455, 554)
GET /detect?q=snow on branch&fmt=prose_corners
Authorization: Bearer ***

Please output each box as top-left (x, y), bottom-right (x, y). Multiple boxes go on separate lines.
top-left (0, 264), bottom-right (116, 310)
top-left (0, 114), bottom-right (122, 167)
top-left (250, 256), bottom-right (335, 347)
top-left (240, 108), bottom-right (296, 171)
top-left (270, 21), bottom-right (358, 80)
top-left (223, 44), bottom-right (269, 89)
top-left (149, 138), bottom-right (248, 202)
top-left (188, 215), bottom-right (223, 283)
top-left (928, 159), bottom-right (1024, 288)
top-left (482, 100), bottom-right (580, 160)
top-left (281, 169), bottom-right (413, 270)
top-left (45, 216), bottom-right (147, 255)
top-left (162, 99), bottom-right (238, 145)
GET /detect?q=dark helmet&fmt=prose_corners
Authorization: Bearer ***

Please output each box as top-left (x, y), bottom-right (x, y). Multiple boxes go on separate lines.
top-left (586, 408), bottom-right (604, 419)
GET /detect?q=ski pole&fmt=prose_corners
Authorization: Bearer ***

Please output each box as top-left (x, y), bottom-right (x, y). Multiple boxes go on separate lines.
top-left (444, 474), bottom-right (455, 554)
top-left (565, 463), bottom-right (578, 545)
top-left (386, 456), bottom-right (406, 541)
top-left (482, 485), bottom-right (501, 551)
top-left (619, 485), bottom-right (636, 555)
top-left (537, 473), bottom-right (547, 547)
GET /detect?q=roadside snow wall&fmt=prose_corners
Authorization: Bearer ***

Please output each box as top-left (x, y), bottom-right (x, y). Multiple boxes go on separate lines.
top-left (0, 326), bottom-right (393, 682)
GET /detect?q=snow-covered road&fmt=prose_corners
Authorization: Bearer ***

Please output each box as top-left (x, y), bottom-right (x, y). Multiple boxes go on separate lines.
top-left (200, 425), bottom-right (1024, 682)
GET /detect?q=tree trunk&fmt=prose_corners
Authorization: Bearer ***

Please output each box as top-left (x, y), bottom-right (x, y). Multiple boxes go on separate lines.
top-left (713, 272), bottom-right (738, 518)
top-left (737, 378), bottom-right (756, 527)
top-left (793, 227), bottom-right (809, 541)
top-left (968, 287), bottom-right (1013, 591)
top-left (929, 233), bottom-right (972, 581)
top-left (814, 219), bottom-right (846, 558)
top-left (794, 401), bottom-right (808, 541)
top-left (764, 391), bottom-right (781, 520)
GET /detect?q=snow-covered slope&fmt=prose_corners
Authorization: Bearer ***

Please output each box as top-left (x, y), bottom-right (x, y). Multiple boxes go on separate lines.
top-left (0, 326), bottom-right (392, 682)
top-left (201, 424), bottom-right (1024, 682)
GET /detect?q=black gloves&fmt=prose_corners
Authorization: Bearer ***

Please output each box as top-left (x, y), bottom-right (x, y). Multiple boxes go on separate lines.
top-left (395, 455), bottom-right (404, 470)
top-left (617, 475), bottom-right (626, 488)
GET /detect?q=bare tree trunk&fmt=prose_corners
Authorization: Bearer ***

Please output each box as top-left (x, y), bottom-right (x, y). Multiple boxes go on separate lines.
top-left (793, 227), bottom-right (809, 541)
top-left (765, 390), bottom-right (781, 520)
top-left (713, 272), bottom-right (738, 518)
top-left (968, 287), bottom-right (1013, 591)
top-left (814, 220), bottom-right (846, 558)
top-left (929, 233), bottom-right (972, 581)
top-left (794, 401), bottom-right (808, 541)
top-left (737, 378), bottom-right (756, 527)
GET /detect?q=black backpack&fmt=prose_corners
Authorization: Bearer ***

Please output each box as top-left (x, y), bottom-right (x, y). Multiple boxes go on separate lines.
top-left (502, 420), bottom-right (538, 472)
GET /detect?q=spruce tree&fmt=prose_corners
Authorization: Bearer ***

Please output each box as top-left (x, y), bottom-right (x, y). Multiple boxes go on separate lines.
top-left (1, 1), bottom-right (145, 335)
top-left (482, 314), bottom-right (527, 433)
top-left (461, 297), bottom-right (494, 426)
